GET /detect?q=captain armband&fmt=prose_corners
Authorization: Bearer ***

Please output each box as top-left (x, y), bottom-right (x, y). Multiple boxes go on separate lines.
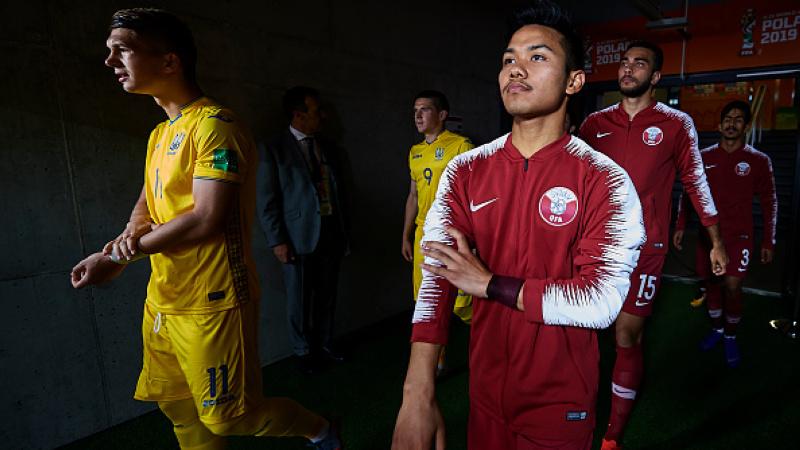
top-left (486, 275), bottom-right (524, 309)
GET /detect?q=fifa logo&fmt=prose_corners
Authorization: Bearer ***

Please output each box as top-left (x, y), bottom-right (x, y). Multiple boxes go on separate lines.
top-left (740, 8), bottom-right (756, 56)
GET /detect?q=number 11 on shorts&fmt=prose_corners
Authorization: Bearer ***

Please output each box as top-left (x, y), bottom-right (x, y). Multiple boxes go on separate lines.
top-left (207, 364), bottom-right (229, 398)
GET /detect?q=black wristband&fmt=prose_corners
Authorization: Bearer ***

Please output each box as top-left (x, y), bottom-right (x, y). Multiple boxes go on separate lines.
top-left (486, 275), bottom-right (524, 309)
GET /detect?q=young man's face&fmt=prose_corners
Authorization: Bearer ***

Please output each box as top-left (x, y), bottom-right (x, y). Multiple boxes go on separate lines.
top-left (499, 24), bottom-right (578, 119)
top-left (618, 46), bottom-right (660, 98)
top-left (105, 28), bottom-right (168, 94)
top-left (719, 108), bottom-right (747, 141)
top-left (413, 98), bottom-right (446, 134)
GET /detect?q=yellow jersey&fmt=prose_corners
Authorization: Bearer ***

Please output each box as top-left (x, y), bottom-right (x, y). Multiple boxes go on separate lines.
top-left (144, 97), bottom-right (259, 314)
top-left (409, 129), bottom-right (473, 224)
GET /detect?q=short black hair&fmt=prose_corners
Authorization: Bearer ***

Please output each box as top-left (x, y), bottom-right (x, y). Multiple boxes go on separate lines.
top-left (625, 40), bottom-right (664, 72)
top-left (414, 90), bottom-right (450, 113)
top-left (283, 86), bottom-right (320, 120)
top-left (110, 8), bottom-right (197, 83)
top-left (507, 0), bottom-right (584, 73)
top-left (721, 100), bottom-right (752, 124)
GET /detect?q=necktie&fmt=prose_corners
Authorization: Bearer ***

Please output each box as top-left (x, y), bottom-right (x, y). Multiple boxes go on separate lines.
top-left (301, 137), bottom-right (322, 182)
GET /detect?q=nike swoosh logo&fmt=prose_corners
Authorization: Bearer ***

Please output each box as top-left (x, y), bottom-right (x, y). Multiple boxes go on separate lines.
top-left (704, 164), bottom-right (717, 169)
top-left (470, 198), bottom-right (497, 212)
top-left (596, 132), bottom-right (612, 138)
top-left (635, 300), bottom-right (650, 307)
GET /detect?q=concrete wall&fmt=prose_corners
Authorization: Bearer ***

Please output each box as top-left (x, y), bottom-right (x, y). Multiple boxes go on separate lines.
top-left (0, 0), bottom-right (507, 448)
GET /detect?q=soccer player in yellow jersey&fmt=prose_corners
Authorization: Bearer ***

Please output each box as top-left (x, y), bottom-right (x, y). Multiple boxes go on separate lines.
top-left (401, 91), bottom-right (474, 373)
top-left (69, 8), bottom-right (341, 450)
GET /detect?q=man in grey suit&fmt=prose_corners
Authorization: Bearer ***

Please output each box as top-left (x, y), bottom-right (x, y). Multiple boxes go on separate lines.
top-left (257, 86), bottom-right (348, 374)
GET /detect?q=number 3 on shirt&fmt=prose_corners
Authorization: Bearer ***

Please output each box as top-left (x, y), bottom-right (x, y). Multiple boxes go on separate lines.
top-left (637, 274), bottom-right (657, 301)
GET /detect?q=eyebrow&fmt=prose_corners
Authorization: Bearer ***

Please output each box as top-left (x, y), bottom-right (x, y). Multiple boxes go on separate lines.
top-left (503, 44), bottom-right (555, 54)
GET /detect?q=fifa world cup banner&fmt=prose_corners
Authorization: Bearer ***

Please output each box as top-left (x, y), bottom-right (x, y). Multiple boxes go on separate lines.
top-left (581, 0), bottom-right (800, 82)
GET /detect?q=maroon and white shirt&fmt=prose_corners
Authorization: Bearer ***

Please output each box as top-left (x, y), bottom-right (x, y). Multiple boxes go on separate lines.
top-left (580, 101), bottom-right (718, 255)
top-left (411, 133), bottom-right (645, 439)
top-left (676, 143), bottom-right (777, 249)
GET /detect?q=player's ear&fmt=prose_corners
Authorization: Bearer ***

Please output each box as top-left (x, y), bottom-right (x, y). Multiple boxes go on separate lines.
top-left (438, 109), bottom-right (449, 122)
top-left (650, 70), bottom-right (662, 86)
top-left (163, 52), bottom-right (181, 75)
top-left (566, 70), bottom-right (585, 95)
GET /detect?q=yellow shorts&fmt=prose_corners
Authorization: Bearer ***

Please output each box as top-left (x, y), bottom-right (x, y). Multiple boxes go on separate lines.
top-left (134, 300), bottom-right (263, 425)
top-left (413, 225), bottom-right (473, 324)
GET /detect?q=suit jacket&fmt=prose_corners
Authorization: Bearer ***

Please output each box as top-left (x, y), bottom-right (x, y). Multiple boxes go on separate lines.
top-left (257, 129), bottom-right (348, 255)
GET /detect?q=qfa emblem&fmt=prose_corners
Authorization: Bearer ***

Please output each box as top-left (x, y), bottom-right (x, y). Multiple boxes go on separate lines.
top-left (735, 161), bottom-right (751, 176)
top-left (538, 187), bottom-right (579, 227)
top-left (435, 147), bottom-right (445, 160)
top-left (642, 126), bottom-right (663, 146)
top-left (168, 132), bottom-right (186, 155)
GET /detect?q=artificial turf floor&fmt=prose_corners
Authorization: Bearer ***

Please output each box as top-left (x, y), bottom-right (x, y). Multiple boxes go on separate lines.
top-left (61, 281), bottom-right (800, 449)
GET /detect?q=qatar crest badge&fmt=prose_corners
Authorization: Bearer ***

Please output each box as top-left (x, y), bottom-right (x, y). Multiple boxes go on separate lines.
top-left (539, 187), bottom-right (578, 227)
top-left (642, 126), bottom-right (663, 146)
top-left (735, 161), bottom-right (751, 176)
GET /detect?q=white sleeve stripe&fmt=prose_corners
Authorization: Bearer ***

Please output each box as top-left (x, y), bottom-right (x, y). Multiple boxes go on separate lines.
top-left (654, 103), bottom-right (717, 218)
top-left (539, 137), bottom-right (645, 329)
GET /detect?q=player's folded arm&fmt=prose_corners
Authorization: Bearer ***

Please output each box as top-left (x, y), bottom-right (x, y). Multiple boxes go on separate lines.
top-left (522, 166), bottom-right (645, 329)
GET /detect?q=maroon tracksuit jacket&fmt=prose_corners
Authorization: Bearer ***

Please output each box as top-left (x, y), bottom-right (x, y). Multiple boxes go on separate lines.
top-left (580, 101), bottom-right (718, 256)
top-left (411, 133), bottom-right (645, 439)
top-left (676, 143), bottom-right (777, 249)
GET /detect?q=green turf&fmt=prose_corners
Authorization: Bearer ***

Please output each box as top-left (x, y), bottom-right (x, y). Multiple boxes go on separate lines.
top-left (61, 281), bottom-right (799, 449)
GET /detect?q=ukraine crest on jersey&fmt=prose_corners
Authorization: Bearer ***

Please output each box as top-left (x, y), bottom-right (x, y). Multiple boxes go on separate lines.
top-left (408, 129), bottom-right (474, 225)
top-left (144, 97), bottom-right (258, 314)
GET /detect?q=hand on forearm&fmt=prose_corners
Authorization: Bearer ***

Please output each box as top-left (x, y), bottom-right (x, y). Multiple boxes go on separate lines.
top-left (103, 220), bottom-right (156, 260)
top-left (421, 227), bottom-right (492, 298)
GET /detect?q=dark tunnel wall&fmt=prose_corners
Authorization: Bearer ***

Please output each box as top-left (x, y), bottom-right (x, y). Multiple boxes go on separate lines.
top-left (0, 1), bottom-right (508, 447)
